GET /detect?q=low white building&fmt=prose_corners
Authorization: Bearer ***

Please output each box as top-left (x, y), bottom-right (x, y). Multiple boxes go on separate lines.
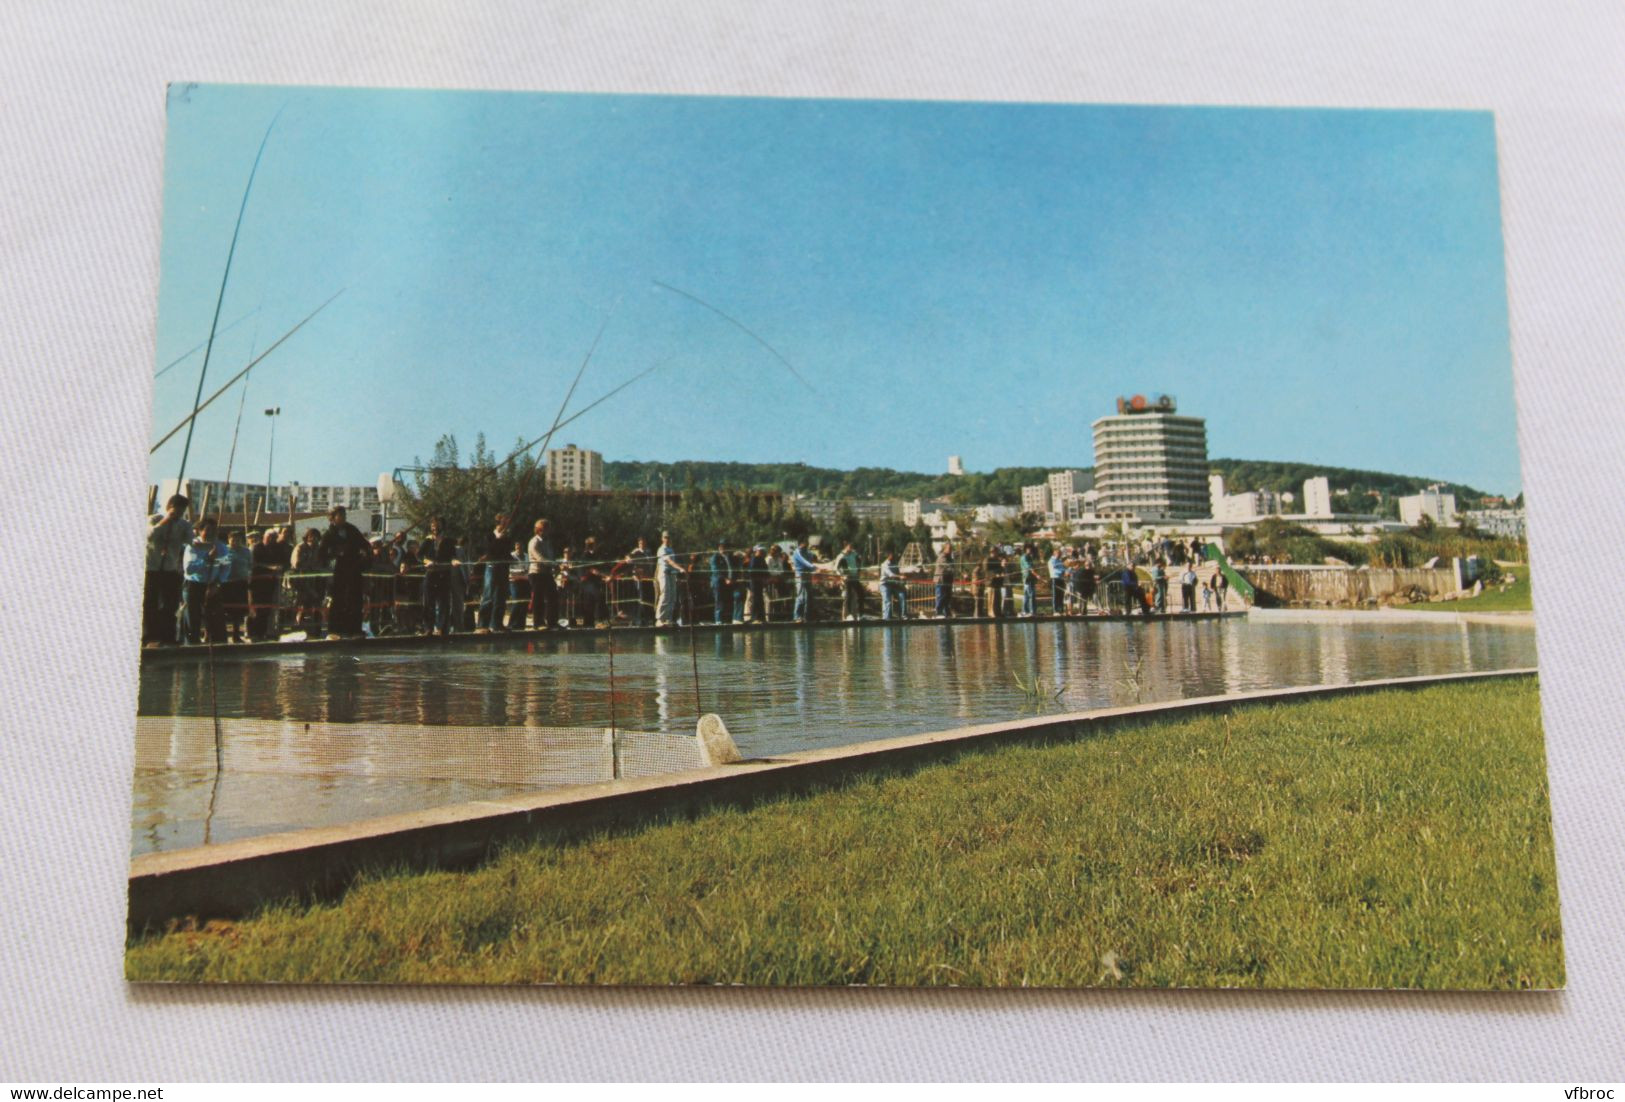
top-left (544, 443), bottom-right (604, 491)
top-left (1021, 483), bottom-right (1052, 515)
top-left (1208, 474), bottom-right (1281, 522)
top-left (1461, 508), bottom-right (1526, 539)
top-left (904, 497), bottom-right (955, 527)
top-left (974, 504), bottom-right (1019, 524)
top-left (1398, 486), bottom-right (1457, 526)
top-left (155, 477), bottom-right (380, 519)
top-left (919, 510), bottom-right (961, 541)
top-left (1058, 490), bottom-right (1097, 522)
top-left (788, 496), bottom-right (906, 525)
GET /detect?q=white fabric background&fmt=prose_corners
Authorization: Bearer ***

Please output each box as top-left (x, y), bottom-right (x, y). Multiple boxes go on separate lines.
top-left (2, 0), bottom-right (1622, 1082)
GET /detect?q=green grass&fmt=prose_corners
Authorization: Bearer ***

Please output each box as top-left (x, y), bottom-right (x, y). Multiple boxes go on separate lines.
top-left (1407, 566), bottom-right (1533, 613)
top-left (127, 679), bottom-right (1562, 989)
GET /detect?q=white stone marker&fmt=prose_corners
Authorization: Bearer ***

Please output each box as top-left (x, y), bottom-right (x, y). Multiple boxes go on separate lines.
top-left (696, 714), bottom-right (743, 766)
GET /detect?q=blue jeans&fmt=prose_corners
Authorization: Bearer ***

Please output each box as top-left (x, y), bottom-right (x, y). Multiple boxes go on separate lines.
top-left (794, 575), bottom-right (812, 621)
top-left (1052, 580), bottom-right (1065, 612)
top-left (713, 582), bottom-right (729, 624)
top-left (480, 564), bottom-right (508, 629)
top-left (882, 583), bottom-right (905, 620)
top-left (1023, 579), bottom-right (1036, 615)
top-left (935, 581), bottom-right (952, 617)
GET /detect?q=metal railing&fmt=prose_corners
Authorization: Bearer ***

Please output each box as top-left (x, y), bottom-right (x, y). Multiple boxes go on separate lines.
top-left (155, 549), bottom-right (1240, 644)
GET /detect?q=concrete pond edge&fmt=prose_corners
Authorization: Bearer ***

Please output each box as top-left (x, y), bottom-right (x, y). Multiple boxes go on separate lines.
top-left (126, 667), bottom-right (1539, 935)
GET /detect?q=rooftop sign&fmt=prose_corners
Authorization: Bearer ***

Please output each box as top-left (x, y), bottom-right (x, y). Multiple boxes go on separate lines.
top-left (1115, 393), bottom-right (1177, 414)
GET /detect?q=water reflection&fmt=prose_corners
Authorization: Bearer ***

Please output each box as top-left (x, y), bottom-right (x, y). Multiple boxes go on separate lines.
top-left (135, 619), bottom-right (1538, 854)
top-left (141, 619), bottom-right (1535, 751)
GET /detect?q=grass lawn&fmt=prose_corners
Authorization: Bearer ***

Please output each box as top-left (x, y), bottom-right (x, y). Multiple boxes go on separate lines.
top-left (127, 678), bottom-right (1562, 988)
top-left (1408, 566), bottom-right (1533, 613)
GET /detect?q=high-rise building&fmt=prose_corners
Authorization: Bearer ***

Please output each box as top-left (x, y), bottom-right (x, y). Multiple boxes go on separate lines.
top-left (947, 455), bottom-right (965, 476)
top-left (1021, 483), bottom-right (1052, 516)
top-left (1091, 394), bottom-right (1210, 520)
top-left (544, 444), bottom-right (604, 491)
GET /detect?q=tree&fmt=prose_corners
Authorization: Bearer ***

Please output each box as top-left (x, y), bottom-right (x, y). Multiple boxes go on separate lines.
top-left (832, 503), bottom-right (861, 548)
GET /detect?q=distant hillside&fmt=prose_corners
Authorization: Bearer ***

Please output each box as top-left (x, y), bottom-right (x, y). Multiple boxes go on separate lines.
top-left (603, 460), bottom-right (1070, 507)
top-left (604, 458), bottom-right (1496, 509)
top-left (1207, 459), bottom-right (1490, 505)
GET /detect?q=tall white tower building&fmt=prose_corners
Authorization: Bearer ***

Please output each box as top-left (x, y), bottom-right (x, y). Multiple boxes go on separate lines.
top-left (1091, 394), bottom-right (1210, 520)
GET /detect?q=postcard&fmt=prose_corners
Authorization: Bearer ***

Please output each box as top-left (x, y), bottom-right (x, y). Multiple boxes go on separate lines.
top-left (127, 85), bottom-right (1557, 988)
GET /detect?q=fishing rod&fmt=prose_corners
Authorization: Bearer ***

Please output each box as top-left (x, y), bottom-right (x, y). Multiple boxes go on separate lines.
top-left (153, 307), bottom-right (260, 380)
top-left (505, 295), bottom-right (622, 520)
top-left (219, 325), bottom-right (260, 498)
top-left (149, 289), bottom-right (344, 454)
top-left (392, 355), bottom-right (674, 540)
top-left (502, 355), bottom-right (670, 475)
top-left (176, 108), bottom-right (285, 490)
top-left (652, 279), bottom-right (815, 394)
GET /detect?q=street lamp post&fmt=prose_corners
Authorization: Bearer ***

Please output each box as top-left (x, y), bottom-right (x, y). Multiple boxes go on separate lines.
top-left (264, 407), bottom-right (281, 515)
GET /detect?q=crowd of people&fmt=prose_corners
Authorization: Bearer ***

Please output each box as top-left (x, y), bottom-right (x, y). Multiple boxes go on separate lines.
top-left (925, 537), bottom-right (1230, 621)
top-left (143, 496), bottom-right (1234, 647)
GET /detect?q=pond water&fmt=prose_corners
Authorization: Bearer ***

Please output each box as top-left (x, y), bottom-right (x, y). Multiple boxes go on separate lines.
top-left (133, 616), bottom-right (1536, 855)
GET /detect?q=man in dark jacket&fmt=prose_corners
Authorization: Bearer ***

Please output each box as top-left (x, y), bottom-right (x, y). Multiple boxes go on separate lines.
top-left (933, 542), bottom-right (956, 618)
top-left (319, 506), bottom-right (372, 638)
top-left (710, 540), bottom-right (734, 625)
top-left (477, 513), bottom-right (513, 632)
top-left (420, 517), bottom-right (460, 636)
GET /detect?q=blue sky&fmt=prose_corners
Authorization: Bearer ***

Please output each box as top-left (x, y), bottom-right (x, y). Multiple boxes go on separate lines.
top-left (149, 85), bottom-right (1522, 493)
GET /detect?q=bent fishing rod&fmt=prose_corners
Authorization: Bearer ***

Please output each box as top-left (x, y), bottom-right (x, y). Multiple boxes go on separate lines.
top-left (504, 294), bottom-right (622, 521)
top-left (149, 289), bottom-right (345, 454)
top-left (391, 355), bottom-right (675, 541)
top-left (175, 107), bottom-right (285, 489)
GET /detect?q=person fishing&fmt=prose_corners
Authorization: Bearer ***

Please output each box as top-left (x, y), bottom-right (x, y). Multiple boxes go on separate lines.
top-left (180, 517), bottom-right (229, 645)
top-left (746, 544), bottom-right (769, 624)
top-left (791, 539), bottom-right (821, 623)
top-left (1019, 543), bottom-right (1040, 617)
top-left (655, 531), bottom-right (685, 627)
top-left (710, 540), bottom-right (734, 625)
top-left (879, 549), bottom-right (906, 620)
top-left (319, 505), bottom-right (372, 638)
top-left (765, 543), bottom-right (789, 620)
top-left (476, 513), bottom-right (513, 632)
top-left (527, 518), bottom-right (559, 630)
top-left (419, 517), bottom-right (458, 636)
top-left (933, 541), bottom-right (956, 618)
top-left (221, 529), bottom-right (254, 643)
top-left (580, 536), bottom-right (607, 628)
top-left (288, 526), bottom-right (323, 632)
top-left (1049, 546), bottom-right (1068, 614)
top-left (833, 540), bottom-right (864, 621)
top-left (622, 536), bottom-right (653, 627)
top-left (144, 493), bottom-right (193, 647)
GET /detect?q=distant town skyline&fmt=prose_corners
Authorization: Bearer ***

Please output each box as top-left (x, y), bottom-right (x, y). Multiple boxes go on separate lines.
top-left (148, 86), bottom-right (1523, 495)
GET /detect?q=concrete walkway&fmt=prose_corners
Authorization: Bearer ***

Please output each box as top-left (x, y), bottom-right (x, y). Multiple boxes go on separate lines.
top-left (1246, 607), bottom-right (1535, 627)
